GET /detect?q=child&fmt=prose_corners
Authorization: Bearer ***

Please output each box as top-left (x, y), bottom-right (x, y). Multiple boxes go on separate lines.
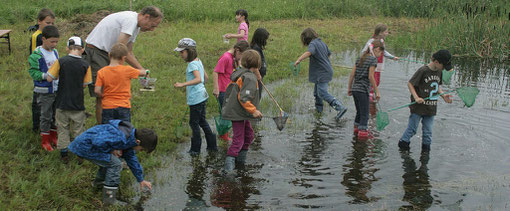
top-left (94, 43), bottom-right (149, 124)
top-left (222, 49), bottom-right (263, 172)
top-left (294, 28), bottom-right (347, 120)
top-left (46, 36), bottom-right (92, 163)
top-left (28, 25), bottom-right (60, 151)
top-left (250, 28), bottom-right (270, 98)
top-left (173, 38), bottom-right (217, 155)
top-left (361, 24), bottom-right (399, 101)
top-left (223, 9), bottom-right (249, 42)
top-left (398, 50), bottom-right (453, 152)
top-left (347, 40), bottom-right (384, 140)
top-left (68, 120), bottom-right (157, 206)
top-left (29, 8), bottom-right (56, 133)
top-left (213, 41), bottom-right (250, 141)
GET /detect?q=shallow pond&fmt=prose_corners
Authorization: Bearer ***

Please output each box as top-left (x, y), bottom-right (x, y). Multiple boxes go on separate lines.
top-left (136, 49), bottom-right (510, 210)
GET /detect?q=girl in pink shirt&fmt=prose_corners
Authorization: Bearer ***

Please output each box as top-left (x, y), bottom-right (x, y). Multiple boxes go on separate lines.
top-left (223, 9), bottom-right (249, 42)
top-left (213, 41), bottom-right (250, 142)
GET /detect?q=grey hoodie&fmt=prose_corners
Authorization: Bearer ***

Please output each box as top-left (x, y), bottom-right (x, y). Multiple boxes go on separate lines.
top-left (221, 68), bottom-right (260, 121)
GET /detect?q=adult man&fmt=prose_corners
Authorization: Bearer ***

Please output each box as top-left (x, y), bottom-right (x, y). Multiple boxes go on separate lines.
top-left (84, 6), bottom-right (163, 124)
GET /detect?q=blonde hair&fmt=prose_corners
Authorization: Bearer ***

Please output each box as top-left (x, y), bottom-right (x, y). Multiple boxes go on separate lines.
top-left (109, 43), bottom-right (129, 60)
top-left (241, 50), bottom-right (261, 69)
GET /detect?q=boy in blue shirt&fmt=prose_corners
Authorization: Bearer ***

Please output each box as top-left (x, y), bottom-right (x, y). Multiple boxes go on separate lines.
top-left (28, 25), bottom-right (60, 151)
top-left (69, 120), bottom-right (157, 206)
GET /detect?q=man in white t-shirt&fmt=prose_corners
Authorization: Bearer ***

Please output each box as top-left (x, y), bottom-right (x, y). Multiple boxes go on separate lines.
top-left (84, 6), bottom-right (163, 124)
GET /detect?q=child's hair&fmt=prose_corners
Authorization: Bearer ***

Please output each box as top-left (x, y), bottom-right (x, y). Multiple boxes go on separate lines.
top-left (109, 43), bottom-right (129, 60)
top-left (233, 40), bottom-right (250, 67)
top-left (372, 24), bottom-right (388, 40)
top-left (140, 6), bottom-right (164, 19)
top-left (41, 25), bottom-right (59, 39)
top-left (135, 128), bottom-right (158, 153)
top-left (358, 40), bottom-right (385, 68)
top-left (300, 28), bottom-right (319, 46)
top-left (241, 50), bottom-right (262, 69)
top-left (236, 9), bottom-right (249, 28)
top-left (68, 45), bottom-right (83, 51)
top-left (250, 28), bottom-right (270, 50)
top-left (183, 47), bottom-right (198, 62)
top-left (37, 8), bottom-right (55, 21)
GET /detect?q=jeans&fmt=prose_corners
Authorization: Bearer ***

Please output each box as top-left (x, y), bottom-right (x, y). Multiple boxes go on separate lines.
top-left (227, 120), bottom-right (254, 157)
top-left (218, 92), bottom-right (226, 108)
top-left (189, 100), bottom-right (217, 153)
top-left (400, 113), bottom-right (435, 145)
top-left (314, 82), bottom-right (343, 113)
top-left (102, 107), bottom-right (131, 124)
top-left (90, 155), bottom-right (123, 187)
top-left (352, 91), bottom-right (369, 130)
top-left (37, 92), bottom-right (57, 132)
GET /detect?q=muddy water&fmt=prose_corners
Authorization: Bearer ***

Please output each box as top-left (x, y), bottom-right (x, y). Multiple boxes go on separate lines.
top-left (136, 49), bottom-right (510, 210)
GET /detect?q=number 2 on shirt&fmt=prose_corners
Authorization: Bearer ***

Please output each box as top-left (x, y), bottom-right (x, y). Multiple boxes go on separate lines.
top-left (429, 82), bottom-right (439, 100)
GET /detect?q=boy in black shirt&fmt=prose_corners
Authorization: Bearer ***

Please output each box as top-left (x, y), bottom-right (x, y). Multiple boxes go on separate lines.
top-left (47, 37), bottom-right (92, 163)
top-left (398, 50), bottom-right (453, 153)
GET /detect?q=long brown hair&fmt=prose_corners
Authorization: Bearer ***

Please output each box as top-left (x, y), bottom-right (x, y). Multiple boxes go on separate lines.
top-left (358, 40), bottom-right (384, 67)
top-left (300, 28), bottom-right (319, 46)
top-left (371, 24), bottom-right (388, 40)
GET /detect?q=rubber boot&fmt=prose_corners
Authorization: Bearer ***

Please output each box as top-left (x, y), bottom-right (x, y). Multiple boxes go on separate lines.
top-left (224, 156), bottom-right (236, 173)
top-left (357, 130), bottom-right (374, 140)
top-left (236, 150), bottom-right (248, 164)
top-left (40, 133), bottom-right (54, 151)
top-left (102, 186), bottom-right (126, 206)
top-left (49, 128), bottom-right (58, 146)
top-left (398, 140), bottom-right (410, 151)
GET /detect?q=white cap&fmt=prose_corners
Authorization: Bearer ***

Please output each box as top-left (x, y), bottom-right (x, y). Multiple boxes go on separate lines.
top-left (67, 36), bottom-right (84, 47)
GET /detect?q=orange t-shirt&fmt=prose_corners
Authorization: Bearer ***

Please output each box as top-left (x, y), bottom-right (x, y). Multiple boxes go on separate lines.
top-left (95, 65), bottom-right (140, 109)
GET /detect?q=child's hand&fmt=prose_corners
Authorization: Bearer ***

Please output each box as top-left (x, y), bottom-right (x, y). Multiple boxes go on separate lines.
top-left (111, 150), bottom-right (122, 157)
top-left (376, 92), bottom-right (381, 101)
top-left (294, 60), bottom-right (300, 67)
top-left (393, 57), bottom-right (399, 61)
top-left (442, 94), bottom-right (453, 103)
top-left (347, 89), bottom-right (352, 96)
top-left (252, 110), bottom-right (262, 118)
top-left (213, 88), bottom-right (219, 98)
top-left (224, 34), bottom-right (231, 39)
top-left (174, 82), bottom-right (184, 88)
top-left (415, 97), bottom-right (425, 104)
top-left (140, 180), bottom-right (152, 191)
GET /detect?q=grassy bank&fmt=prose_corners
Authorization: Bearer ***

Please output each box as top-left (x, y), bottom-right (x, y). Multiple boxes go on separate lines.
top-left (0, 17), bottom-right (423, 209)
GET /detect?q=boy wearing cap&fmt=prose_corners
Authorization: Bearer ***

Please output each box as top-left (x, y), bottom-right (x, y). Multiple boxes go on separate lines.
top-left (47, 36), bottom-right (92, 163)
top-left (398, 50), bottom-right (453, 153)
top-left (94, 43), bottom-right (149, 124)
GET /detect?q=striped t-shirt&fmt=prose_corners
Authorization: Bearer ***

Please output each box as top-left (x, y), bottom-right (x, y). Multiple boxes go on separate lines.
top-left (351, 56), bottom-right (378, 93)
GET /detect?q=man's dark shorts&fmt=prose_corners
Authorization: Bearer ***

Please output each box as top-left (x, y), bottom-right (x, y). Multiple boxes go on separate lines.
top-left (83, 46), bottom-right (110, 97)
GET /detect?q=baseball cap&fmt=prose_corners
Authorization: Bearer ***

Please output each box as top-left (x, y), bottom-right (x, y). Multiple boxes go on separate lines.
top-left (174, 38), bottom-right (196, 52)
top-left (432, 50), bottom-right (452, 70)
top-left (67, 36), bottom-right (84, 47)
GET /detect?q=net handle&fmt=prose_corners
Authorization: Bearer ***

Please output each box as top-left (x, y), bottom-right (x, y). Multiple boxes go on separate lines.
top-left (386, 89), bottom-right (456, 112)
top-left (260, 80), bottom-right (285, 116)
top-left (216, 97), bottom-right (223, 115)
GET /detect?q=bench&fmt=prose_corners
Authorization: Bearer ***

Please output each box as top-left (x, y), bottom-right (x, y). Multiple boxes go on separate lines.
top-left (0, 30), bottom-right (12, 54)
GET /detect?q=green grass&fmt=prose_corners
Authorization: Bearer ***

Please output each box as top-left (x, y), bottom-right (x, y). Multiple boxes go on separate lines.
top-left (0, 16), bottom-right (424, 209)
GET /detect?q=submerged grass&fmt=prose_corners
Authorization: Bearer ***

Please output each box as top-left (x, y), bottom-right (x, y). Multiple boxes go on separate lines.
top-left (0, 17), bottom-right (422, 209)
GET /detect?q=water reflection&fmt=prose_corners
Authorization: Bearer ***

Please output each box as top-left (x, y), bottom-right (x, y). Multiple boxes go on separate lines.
top-left (341, 139), bottom-right (380, 204)
top-left (400, 151), bottom-right (433, 209)
top-left (183, 156), bottom-right (209, 210)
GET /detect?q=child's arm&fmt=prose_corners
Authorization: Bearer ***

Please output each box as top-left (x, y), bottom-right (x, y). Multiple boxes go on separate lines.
top-left (407, 82), bottom-right (424, 104)
top-left (238, 76), bottom-right (262, 118)
top-left (224, 30), bottom-right (245, 39)
top-left (121, 149), bottom-right (152, 191)
top-left (347, 66), bottom-right (356, 96)
top-left (28, 54), bottom-right (46, 81)
top-left (294, 51), bottom-right (312, 67)
top-left (174, 70), bottom-right (202, 88)
top-left (384, 50), bottom-right (399, 60)
top-left (212, 72), bottom-right (220, 97)
top-left (438, 87), bottom-right (453, 103)
top-left (46, 60), bottom-right (61, 82)
top-left (368, 66), bottom-right (380, 101)
top-left (94, 86), bottom-right (103, 98)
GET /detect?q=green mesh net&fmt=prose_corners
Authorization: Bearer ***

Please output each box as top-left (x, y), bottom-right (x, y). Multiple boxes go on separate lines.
top-left (289, 62), bottom-right (301, 76)
top-left (214, 115), bottom-right (232, 135)
top-left (272, 112), bottom-right (289, 131)
top-left (456, 87), bottom-right (480, 108)
top-left (442, 70), bottom-right (455, 85)
top-left (376, 111), bottom-right (390, 131)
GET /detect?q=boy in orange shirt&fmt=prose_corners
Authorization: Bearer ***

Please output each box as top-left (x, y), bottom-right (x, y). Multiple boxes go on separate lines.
top-left (94, 43), bottom-right (149, 124)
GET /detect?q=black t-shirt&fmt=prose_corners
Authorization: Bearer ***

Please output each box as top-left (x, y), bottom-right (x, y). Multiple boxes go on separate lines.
top-left (56, 56), bottom-right (90, 111)
top-left (408, 65), bottom-right (443, 116)
top-left (251, 44), bottom-right (266, 77)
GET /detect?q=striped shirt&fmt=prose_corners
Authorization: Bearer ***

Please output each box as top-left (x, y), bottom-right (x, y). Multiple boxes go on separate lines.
top-left (351, 56), bottom-right (378, 93)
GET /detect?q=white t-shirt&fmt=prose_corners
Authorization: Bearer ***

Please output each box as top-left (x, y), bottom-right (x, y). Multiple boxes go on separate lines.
top-left (85, 11), bottom-right (140, 52)
top-left (40, 47), bottom-right (59, 91)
